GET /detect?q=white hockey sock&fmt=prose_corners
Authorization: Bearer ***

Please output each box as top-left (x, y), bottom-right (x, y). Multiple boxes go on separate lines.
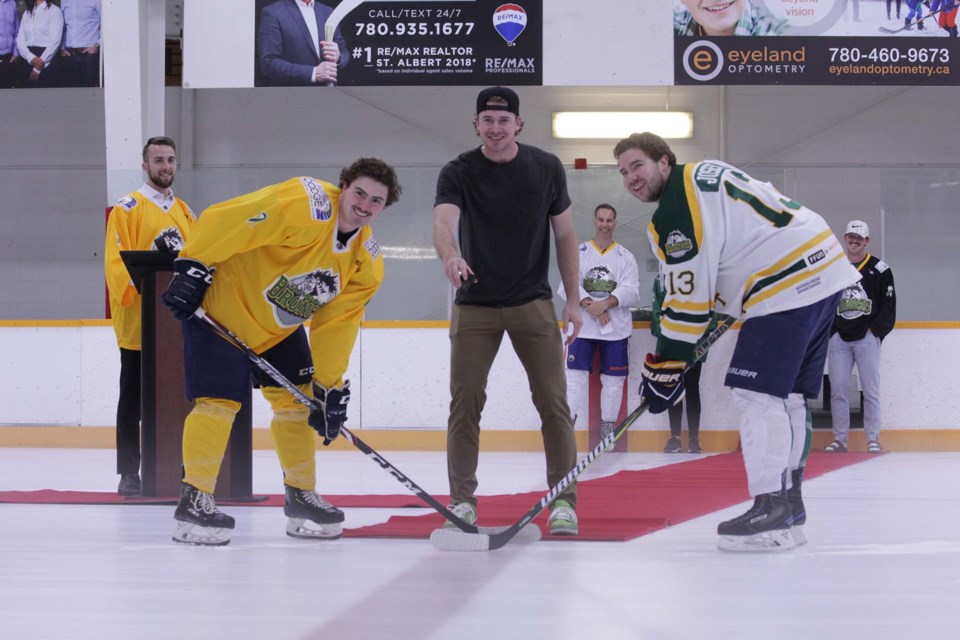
top-left (732, 388), bottom-right (791, 496)
top-left (565, 369), bottom-right (589, 425)
top-left (599, 374), bottom-right (625, 423)
top-left (784, 393), bottom-right (808, 480)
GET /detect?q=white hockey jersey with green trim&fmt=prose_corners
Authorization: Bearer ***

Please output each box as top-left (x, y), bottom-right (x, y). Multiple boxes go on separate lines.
top-left (648, 160), bottom-right (859, 362)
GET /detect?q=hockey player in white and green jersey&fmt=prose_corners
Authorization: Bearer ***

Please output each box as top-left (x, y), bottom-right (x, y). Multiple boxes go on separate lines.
top-left (615, 132), bottom-right (859, 552)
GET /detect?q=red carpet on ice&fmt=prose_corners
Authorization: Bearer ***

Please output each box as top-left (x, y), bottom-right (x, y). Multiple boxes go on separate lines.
top-left (0, 452), bottom-right (879, 542)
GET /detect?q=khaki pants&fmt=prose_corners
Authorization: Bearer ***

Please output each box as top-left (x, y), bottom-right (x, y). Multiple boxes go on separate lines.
top-left (447, 299), bottom-right (578, 507)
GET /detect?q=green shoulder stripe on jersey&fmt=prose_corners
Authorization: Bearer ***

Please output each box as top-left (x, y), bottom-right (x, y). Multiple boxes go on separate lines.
top-left (742, 258), bottom-right (807, 307)
top-left (650, 164), bottom-right (702, 266)
top-left (662, 307), bottom-right (714, 326)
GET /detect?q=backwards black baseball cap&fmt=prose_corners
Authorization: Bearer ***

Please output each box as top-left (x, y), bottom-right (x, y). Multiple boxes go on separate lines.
top-left (476, 86), bottom-right (520, 116)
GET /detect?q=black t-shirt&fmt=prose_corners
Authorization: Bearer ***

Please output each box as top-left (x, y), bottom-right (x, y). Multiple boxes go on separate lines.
top-left (434, 143), bottom-right (572, 307)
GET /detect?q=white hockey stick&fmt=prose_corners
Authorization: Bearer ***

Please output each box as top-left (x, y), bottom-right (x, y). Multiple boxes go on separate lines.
top-left (430, 314), bottom-right (737, 552)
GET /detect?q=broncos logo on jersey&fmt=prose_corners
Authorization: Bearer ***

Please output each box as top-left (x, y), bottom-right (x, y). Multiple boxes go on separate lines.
top-left (837, 283), bottom-right (872, 319)
top-left (264, 269), bottom-right (340, 327)
top-left (152, 227), bottom-right (185, 252)
top-left (583, 265), bottom-right (615, 299)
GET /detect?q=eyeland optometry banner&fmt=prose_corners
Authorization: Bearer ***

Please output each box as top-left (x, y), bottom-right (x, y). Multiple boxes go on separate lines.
top-left (674, 0), bottom-right (960, 85)
top-left (254, 0), bottom-right (543, 87)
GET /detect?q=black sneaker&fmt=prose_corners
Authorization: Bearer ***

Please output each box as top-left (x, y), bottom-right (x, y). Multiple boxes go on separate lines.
top-left (117, 473), bottom-right (141, 497)
top-left (663, 437), bottom-right (682, 453)
top-left (688, 438), bottom-right (702, 454)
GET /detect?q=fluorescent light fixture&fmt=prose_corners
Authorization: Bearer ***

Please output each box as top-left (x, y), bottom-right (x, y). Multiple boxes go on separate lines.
top-left (552, 112), bottom-right (694, 139)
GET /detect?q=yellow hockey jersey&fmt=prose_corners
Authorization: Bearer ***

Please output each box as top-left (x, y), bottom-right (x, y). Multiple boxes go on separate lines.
top-left (178, 177), bottom-right (384, 388)
top-left (105, 188), bottom-right (196, 350)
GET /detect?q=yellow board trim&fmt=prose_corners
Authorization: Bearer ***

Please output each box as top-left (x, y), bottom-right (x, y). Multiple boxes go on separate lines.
top-left (2, 426), bottom-right (958, 452)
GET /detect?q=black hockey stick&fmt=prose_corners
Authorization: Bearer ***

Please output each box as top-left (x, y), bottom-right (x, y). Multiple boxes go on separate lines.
top-left (430, 313), bottom-right (737, 552)
top-left (879, 7), bottom-right (947, 33)
top-left (193, 308), bottom-right (481, 533)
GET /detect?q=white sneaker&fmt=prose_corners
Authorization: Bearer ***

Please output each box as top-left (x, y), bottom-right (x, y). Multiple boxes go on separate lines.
top-left (548, 499), bottom-right (578, 536)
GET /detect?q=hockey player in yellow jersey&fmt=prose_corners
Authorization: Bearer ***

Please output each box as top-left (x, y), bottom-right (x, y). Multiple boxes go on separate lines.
top-left (104, 136), bottom-right (195, 498)
top-left (161, 157), bottom-right (402, 546)
top-left (615, 132), bottom-right (859, 552)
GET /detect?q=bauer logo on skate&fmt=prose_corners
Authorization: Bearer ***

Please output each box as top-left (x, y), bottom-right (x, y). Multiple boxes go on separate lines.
top-left (492, 3), bottom-right (527, 45)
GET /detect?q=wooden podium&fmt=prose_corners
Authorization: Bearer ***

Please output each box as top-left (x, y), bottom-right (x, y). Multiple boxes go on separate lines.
top-left (120, 251), bottom-right (256, 500)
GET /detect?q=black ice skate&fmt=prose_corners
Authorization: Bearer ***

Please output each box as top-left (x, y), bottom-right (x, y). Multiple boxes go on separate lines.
top-left (717, 491), bottom-right (796, 552)
top-left (787, 468), bottom-right (807, 546)
top-left (173, 482), bottom-right (235, 546)
top-left (284, 485), bottom-right (345, 540)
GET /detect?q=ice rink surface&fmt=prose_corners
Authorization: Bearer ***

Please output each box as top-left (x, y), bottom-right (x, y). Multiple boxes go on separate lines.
top-left (1, 447), bottom-right (958, 640)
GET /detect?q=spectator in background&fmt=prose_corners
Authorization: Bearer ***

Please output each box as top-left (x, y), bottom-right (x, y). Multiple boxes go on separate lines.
top-left (825, 221), bottom-right (896, 454)
top-left (561, 204), bottom-right (640, 446)
top-left (16, 0), bottom-right (63, 87)
top-left (0, 0), bottom-right (18, 88)
top-left (651, 273), bottom-right (716, 454)
top-left (104, 137), bottom-right (195, 497)
top-left (257, 0), bottom-right (348, 86)
top-left (60, 0), bottom-right (100, 87)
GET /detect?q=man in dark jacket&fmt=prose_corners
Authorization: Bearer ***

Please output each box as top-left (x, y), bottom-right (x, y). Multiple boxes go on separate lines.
top-left (825, 220), bottom-right (896, 453)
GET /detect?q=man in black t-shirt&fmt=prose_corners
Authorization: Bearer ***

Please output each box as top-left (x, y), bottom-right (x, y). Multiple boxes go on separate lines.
top-left (433, 86), bottom-right (583, 536)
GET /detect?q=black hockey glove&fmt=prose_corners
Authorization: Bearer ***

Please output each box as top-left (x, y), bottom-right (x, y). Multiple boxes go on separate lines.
top-left (309, 380), bottom-right (350, 446)
top-left (162, 258), bottom-right (213, 320)
top-left (639, 354), bottom-right (686, 414)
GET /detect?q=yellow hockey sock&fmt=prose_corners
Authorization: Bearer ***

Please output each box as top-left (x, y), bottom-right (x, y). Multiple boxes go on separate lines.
top-left (263, 384), bottom-right (316, 490)
top-left (182, 397), bottom-right (241, 494)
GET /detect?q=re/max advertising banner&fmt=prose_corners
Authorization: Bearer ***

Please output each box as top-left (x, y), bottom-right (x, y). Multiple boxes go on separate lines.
top-left (674, 0), bottom-right (960, 85)
top-left (254, 0), bottom-right (543, 87)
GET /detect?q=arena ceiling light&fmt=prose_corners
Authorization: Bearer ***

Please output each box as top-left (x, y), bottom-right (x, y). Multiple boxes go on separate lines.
top-left (551, 112), bottom-right (694, 139)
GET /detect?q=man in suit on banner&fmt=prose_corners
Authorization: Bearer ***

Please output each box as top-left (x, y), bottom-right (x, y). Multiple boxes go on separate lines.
top-left (258, 0), bottom-right (349, 86)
